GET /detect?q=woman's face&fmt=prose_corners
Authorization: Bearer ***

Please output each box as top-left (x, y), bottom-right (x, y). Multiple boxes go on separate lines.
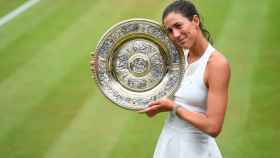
top-left (163, 12), bottom-right (199, 49)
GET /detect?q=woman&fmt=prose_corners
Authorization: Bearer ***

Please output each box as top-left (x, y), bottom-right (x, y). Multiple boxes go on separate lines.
top-left (139, 0), bottom-right (230, 158)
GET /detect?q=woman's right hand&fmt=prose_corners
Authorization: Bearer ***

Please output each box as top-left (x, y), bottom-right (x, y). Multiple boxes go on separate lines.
top-left (138, 98), bottom-right (175, 117)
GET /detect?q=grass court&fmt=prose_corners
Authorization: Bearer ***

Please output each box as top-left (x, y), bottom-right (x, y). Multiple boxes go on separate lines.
top-left (0, 0), bottom-right (279, 157)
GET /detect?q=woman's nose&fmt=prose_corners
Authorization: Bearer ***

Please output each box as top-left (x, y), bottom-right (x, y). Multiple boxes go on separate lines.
top-left (172, 29), bottom-right (181, 39)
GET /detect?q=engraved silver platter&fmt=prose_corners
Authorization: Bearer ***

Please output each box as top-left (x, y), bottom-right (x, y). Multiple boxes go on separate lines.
top-left (90, 18), bottom-right (185, 110)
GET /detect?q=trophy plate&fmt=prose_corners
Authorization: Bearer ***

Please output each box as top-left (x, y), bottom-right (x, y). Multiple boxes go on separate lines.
top-left (91, 19), bottom-right (185, 110)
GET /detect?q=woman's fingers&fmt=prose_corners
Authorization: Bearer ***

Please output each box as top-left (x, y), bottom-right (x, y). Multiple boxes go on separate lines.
top-left (138, 104), bottom-right (161, 113)
top-left (137, 107), bottom-right (151, 113)
top-left (146, 110), bottom-right (157, 117)
top-left (148, 100), bottom-right (161, 107)
top-left (148, 104), bottom-right (161, 111)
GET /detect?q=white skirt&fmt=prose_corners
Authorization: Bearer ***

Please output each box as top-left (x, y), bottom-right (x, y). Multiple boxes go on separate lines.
top-left (153, 113), bottom-right (223, 158)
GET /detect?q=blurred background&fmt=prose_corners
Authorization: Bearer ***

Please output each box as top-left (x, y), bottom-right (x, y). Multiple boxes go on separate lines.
top-left (0, 0), bottom-right (279, 157)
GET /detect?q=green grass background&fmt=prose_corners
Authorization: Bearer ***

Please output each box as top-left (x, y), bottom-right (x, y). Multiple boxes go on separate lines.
top-left (0, 0), bottom-right (279, 157)
top-left (0, 0), bottom-right (26, 17)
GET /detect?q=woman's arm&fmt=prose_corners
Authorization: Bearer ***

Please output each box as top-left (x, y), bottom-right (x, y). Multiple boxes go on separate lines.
top-left (139, 52), bottom-right (230, 137)
top-left (177, 53), bottom-right (230, 137)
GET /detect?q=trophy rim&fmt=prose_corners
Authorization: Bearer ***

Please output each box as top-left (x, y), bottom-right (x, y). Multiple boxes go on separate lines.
top-left (91, 18), bottom-right (185, 111)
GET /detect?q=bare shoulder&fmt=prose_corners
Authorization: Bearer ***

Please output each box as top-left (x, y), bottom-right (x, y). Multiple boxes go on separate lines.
top-left (205, 50), bottom-right (231, 87)
top-left (208, 50), bottom-right (230, 72)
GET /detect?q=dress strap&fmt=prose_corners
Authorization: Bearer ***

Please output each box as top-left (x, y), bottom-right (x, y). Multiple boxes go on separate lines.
top-left (199, 43), bottom-right (215, 72)
top-left (201, 43), bottom-right (215, 64)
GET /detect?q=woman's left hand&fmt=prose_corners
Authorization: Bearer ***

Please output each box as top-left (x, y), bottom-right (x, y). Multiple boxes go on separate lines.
top-left (138, 98), bottom-right (175, 117)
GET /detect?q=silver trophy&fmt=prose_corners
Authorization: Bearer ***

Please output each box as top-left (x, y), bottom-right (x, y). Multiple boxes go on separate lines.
top-left (90, 19), bottom-right (185, 110)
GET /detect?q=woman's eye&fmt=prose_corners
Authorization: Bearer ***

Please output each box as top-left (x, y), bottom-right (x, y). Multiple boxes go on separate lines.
top-left (167, 28), bottom-right (173, 34)
top-left (175, 23), bottom-right (182, 29)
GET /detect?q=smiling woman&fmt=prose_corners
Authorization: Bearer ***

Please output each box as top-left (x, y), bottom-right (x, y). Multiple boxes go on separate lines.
top-left (139, 1), bottom-right (230, 158)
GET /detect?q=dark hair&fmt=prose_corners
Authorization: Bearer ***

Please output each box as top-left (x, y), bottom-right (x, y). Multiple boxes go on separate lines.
top-left (162, 0), bottom-right (213, 44)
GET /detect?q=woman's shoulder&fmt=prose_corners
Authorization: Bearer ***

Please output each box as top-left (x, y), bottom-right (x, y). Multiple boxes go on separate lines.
top-left (206, 50), bottom-right (231, 81)
top-left (208, 50), bottom-right (230, 69)
top-left (204, 50), bottom-right (230, 88)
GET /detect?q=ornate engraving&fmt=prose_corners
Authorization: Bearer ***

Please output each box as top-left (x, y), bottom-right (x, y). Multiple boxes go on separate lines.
top-left (91, 19), bottom-right (184, 110)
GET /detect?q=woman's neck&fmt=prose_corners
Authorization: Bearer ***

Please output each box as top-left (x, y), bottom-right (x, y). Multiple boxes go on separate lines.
top-left (188, 33), bottom-right (209, 64)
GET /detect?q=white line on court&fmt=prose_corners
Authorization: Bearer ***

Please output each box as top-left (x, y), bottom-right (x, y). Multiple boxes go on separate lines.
top-left (0, 0), bottom-right (41, 27)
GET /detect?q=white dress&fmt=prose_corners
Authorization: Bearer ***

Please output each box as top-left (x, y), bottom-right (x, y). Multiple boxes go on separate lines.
top-left (153, 44), bottom-right (223, 158)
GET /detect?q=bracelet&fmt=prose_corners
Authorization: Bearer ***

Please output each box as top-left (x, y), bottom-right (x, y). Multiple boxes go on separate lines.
top-left (172, 104), bottom-right (182, 117)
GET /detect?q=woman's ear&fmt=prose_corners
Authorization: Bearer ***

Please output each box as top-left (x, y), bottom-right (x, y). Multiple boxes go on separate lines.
top-left (192, 15), bottom-right (200, 27)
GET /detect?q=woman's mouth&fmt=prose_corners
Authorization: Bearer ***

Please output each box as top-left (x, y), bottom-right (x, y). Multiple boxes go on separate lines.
top-left (178, 38), bottom-right (186, 45)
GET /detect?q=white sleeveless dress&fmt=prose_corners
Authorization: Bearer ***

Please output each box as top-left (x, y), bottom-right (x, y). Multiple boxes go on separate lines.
top-left (153, 44), bottom-right (223, 158)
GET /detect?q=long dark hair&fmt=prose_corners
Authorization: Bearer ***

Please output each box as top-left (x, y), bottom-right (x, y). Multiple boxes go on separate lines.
top-left (162, 0), bottom-right (213, 44)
